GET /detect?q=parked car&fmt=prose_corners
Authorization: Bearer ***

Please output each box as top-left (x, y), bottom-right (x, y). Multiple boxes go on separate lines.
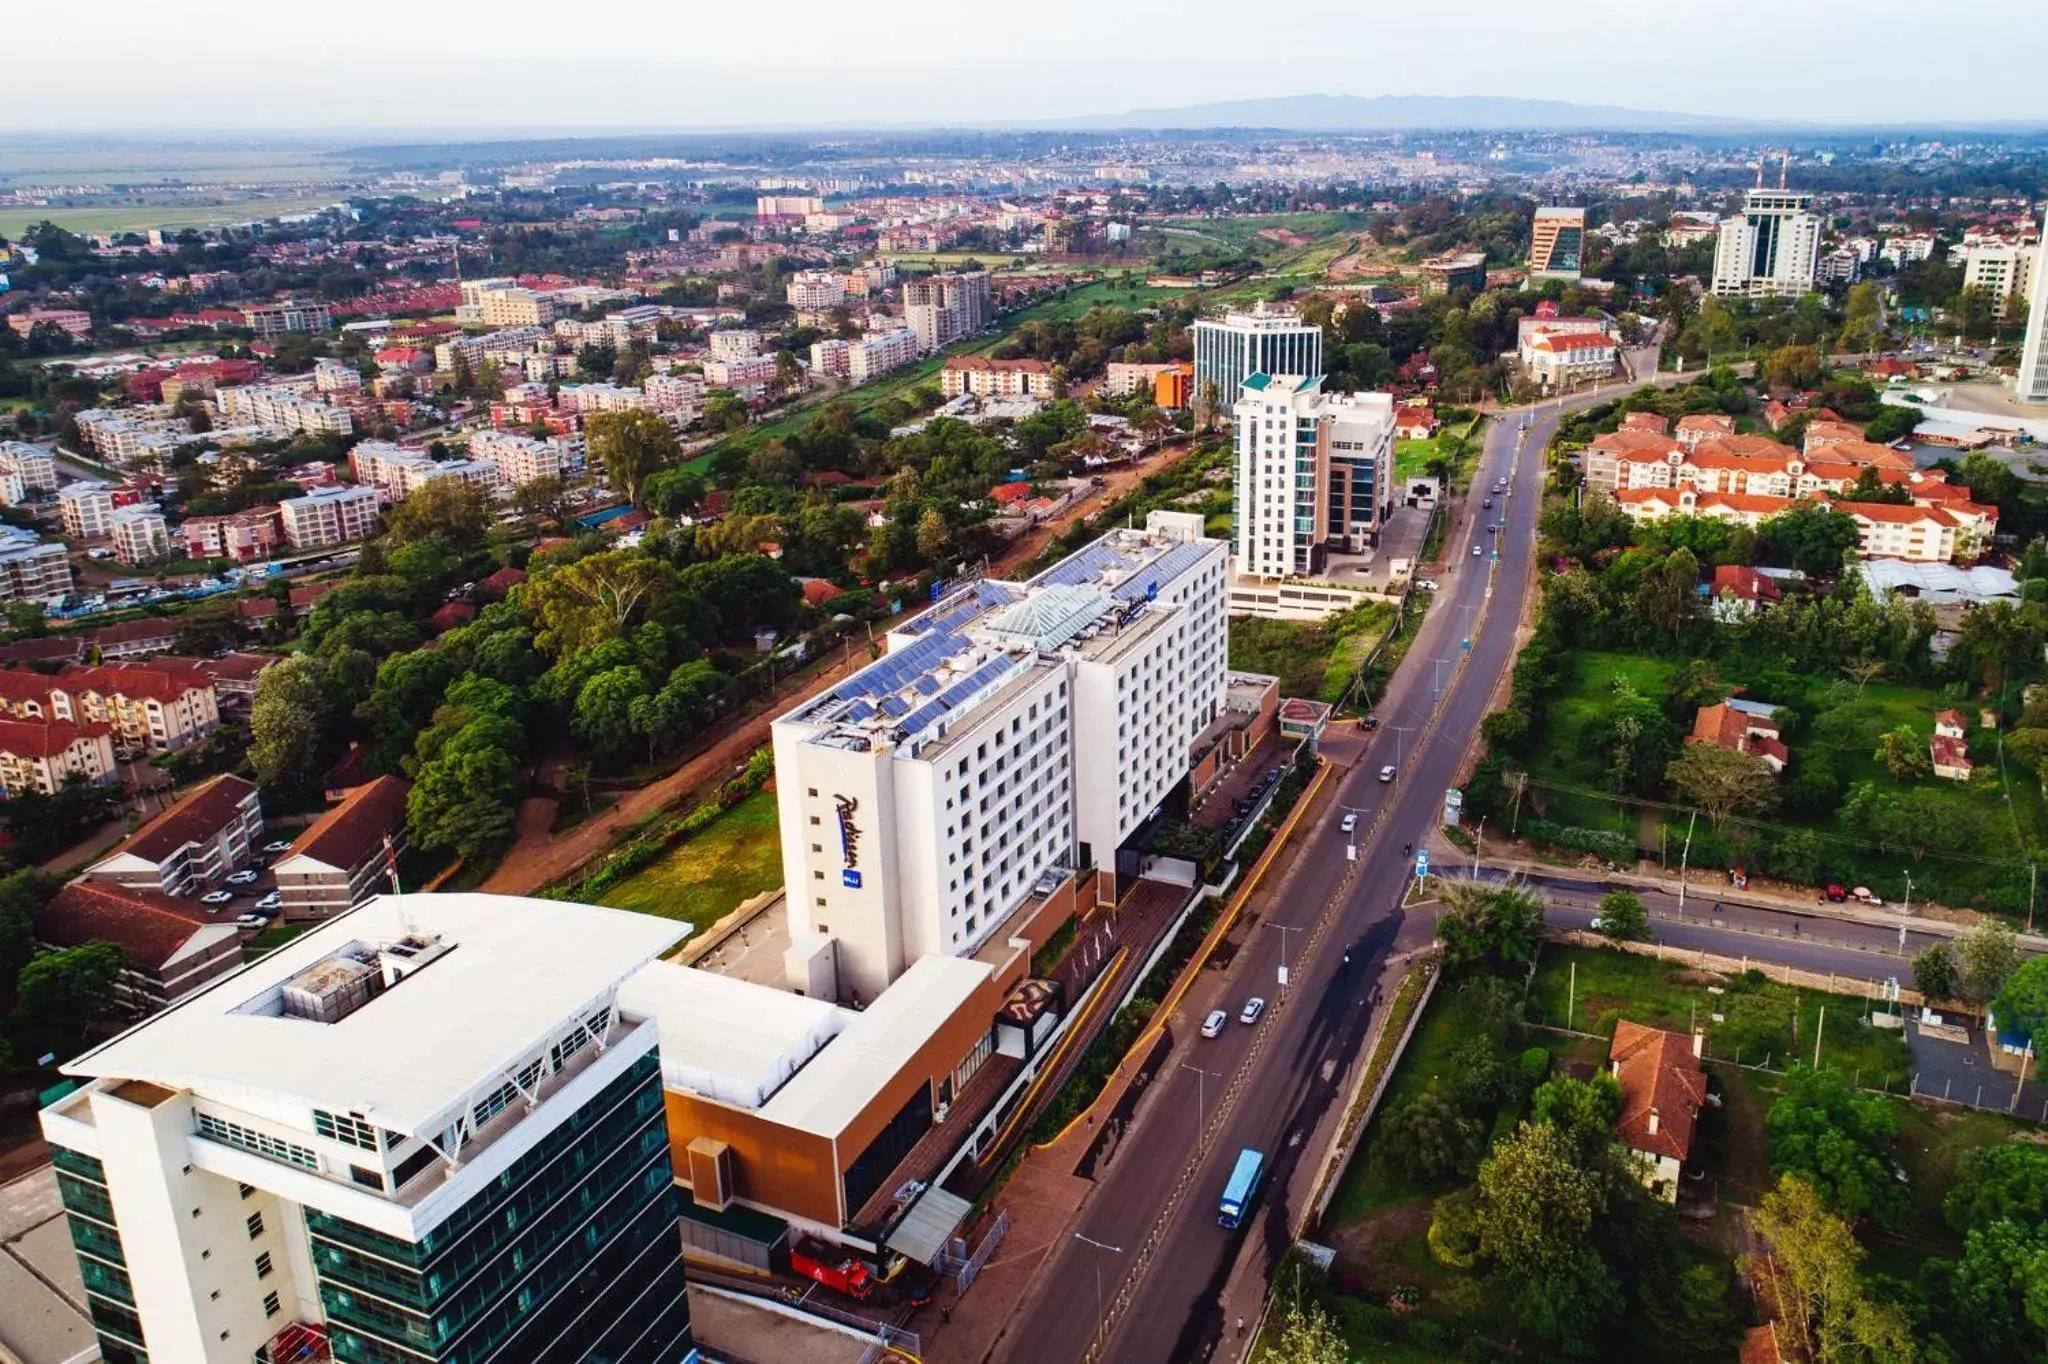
top-left (236, 913), bottom-right (267, 927)
top-left (1240, 997), bottom-right (1267, 1026)
top-left (1340, 812), bottom-right (1358, 833)
top-left (1379, 764), bottom-right (1397, 782)
top-left (254, 890), bottom-right (284, 911)
top-left (262, 839), bottom-right (294, 854)
top-left (226, 869), bottom-right (260, 886)
top-left (1822, 884), bottom-right (1848, 902)
top-left (201, 890), bottom-right (234, 905)
top-left (1361, 715), bottom-right (1379, 731)
top-left (1201, 1009), bottom-right (1229, 1039)
top-left (1851, 887), bottom-right (1884, 906)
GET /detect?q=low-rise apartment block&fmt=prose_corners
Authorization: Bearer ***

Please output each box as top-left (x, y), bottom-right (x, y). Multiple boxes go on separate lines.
top-left (557, 382), bottom-right (654, 414)
top-left (0, 659), bottom-right (224, 753)
top-left (433, 325), bottom-right (547, 371)
top-left (0, 716), bottom-right (116, 795)
top-left (109, 504), bottom-right (171, 566)
top-left (59, 481), bottom-right (116, 540)
top-left (36, 880), bottom-right (244, 1013)
top-left (273, 773), bottom-right (410, 921)
top-left (279, 484), bottom-right (380, 550)
top-left (940, 355), bottom-right (1056, 398)
top-left (215, 386), bottom-right (354, 439)
top-left (0, 440), bottom-right (58, 495)
top-left (241, 300), bottom-right (332, 335)
top-left (0, 539), bottom-right (73, 601)
top-left (7, 308), bottom-right (92, 339)
top-left (786, 270), bottom-right (847, 310)
top-left (467, 429), bottom-right (563, 486)
top-left (83, 773), bottom-right (264, 896)
top-left (183, 507), bottom-right (283, 563)
top-left (707, 329), bottom-right (764, 361)
top-left (704, 354), bottom-right (778, 388)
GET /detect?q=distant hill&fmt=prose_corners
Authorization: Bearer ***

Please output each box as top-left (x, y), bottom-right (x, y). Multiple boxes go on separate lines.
top-left (1050, 93), bottom-right (1743, 133)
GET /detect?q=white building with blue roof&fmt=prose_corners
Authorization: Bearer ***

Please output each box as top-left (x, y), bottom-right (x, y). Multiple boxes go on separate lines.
top-left (772, 511), bottom-right (1228, 1000)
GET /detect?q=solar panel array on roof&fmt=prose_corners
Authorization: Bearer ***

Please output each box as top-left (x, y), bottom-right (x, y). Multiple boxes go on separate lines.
top-left (1031, 540), bottom-right (1131, 589)
top-left (1114, 541), bottom-right (1210, 601)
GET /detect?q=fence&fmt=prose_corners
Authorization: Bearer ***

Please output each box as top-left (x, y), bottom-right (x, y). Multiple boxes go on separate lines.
top-left (938, 1206), bottom-right (1011, 1293)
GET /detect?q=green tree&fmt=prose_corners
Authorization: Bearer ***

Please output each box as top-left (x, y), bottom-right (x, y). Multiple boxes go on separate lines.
top-left (511, 473), bottom-right (571, 525)
top-left (1991, 955), bottom-right (2048, 1045)
top-left (1766, 1065), bottom-right (1907, 1228)
top-left (382, 478), bottom-right (490, 546)
top-left (1594, 890), bottom-right (1651, 941)
top-left (1947, 1143), bottom-right (2048, 1235)
top-left (1434, 879), bottom-right (1545, 977)
top-left (1664, 741), bottom-right (1778, 825)
top-left (12, 941), bottom-right (124, 1059)
top-left (523, 550), bottom-right (678, 657)
top-left (249, 655), bottom-right (327, 800)
top-left (573, 666), bottom-right (653, 764)
top-left (406, 742), bottom-right (520, 861)
top-left (1959, 921), bottom-right (2023, 1006)
top-left (588, 408), bottom-right (679, 506)
top-left (1265, 1294), bottom-right (1349, 1364)
top-left (1764, 344), bottom-right (1825, 391)
top-left (1873, 724), bottom-right (1930, 780)
top-left (915, 506), bottom-right (950, 563)
top-left (1379, 1087), bottom-right (1480, 1182)
top-left (1753, 1174), bottom-right (1918, 1364)
top-left (1914, 941), bottom-right (1960, 1002)
top-left (1940, 1218), bottom-right (2048, 1360)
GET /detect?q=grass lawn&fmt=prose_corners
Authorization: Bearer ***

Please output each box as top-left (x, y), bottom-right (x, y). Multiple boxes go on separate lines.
top-left (1525, 650), bottom-right (1679, 832)
top-left (242, 920), bottom-right (311, 959)
top-left (0, 197), bottom-right (343, 238)
top-left (1526, 945), bottom-right (1912, 1088)
top-left (1393, 438), bottom-right (1441, 483)
top-left (596, 787), bottom-right (783, 932)
top-left (1228, 602), bottom-right (1394, 706)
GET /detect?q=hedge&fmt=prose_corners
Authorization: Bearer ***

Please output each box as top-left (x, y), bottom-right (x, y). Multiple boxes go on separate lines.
top-left (1522, 819), bottom-right (1636, 863)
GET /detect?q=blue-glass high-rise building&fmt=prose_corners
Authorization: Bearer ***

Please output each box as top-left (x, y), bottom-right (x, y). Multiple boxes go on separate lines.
top-left (40, 894), bottom-right (697, 1364)
top-left (1192, 304), bottom-right (1322, 425)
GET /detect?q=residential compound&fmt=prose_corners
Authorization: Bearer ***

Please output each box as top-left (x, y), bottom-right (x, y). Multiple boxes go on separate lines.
top-left (1962, 237), bottom-right (2036, 317)
top-left (1231, 374), bottom-right (1397, 578)
top-left (808, 328), bottom-right (919, 385)
top-left (1192, 304), bottom-right (1323, 422)
top-left (1582, 426), bottom-right (1998, 563)
top-left (771, 512), bottom-right (1228, 1001)
top-left (902, 271), bottom-right (992, 351)
top-left (273, 773), bottom-right (411, 921)
top-left (0, 524), bottom-right (74, 602)
top-left (59, 481), bottom-right (115, 541)
top-left (83, 774), bottom-right (264, 897)
top-left (0, 658), bottom-right (223, 755)
top-left (468, 429), bottom-right (565, 486)
top-left (0, 440), bottom-right (59, 499)
top-left (216, 385), bottom-right (356, 438)
top-left (279, 483), bottom-right (380, 550)
top-left (350, 442), bottom-right (503, 501)
top-left (1527, 206), bottom-right (1586, 279)
top-left (1711, 184), bottom-right (1822, 298)
top-left (109, 503), bottom-right (171, 566)
top-left (939, 355), bottom-right (1057, 399)
top-left (39, 893), bottom-right (697, 1364)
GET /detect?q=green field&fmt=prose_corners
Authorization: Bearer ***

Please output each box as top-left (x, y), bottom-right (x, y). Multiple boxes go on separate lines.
top-left (1228, 602), bottom-right (1394, 705)
top-left (596, 787), bottom-right (783, 931)
top-left (0, 197), bottom-right (344, 239)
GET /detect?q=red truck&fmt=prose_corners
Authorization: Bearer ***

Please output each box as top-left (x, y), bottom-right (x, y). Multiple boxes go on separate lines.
top-left (790, 1239), bottom-right (874, 1300)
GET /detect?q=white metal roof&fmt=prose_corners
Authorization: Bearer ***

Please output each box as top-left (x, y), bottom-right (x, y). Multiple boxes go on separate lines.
top-left (65, 894), bottom-right (686, 1136)
top-left (617, 961), bottom-right (849, 1111)
top-left (762, 955), bottom-right (993, 1139)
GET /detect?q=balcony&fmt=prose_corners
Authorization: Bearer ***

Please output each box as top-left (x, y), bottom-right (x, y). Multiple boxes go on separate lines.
top-left (255, 1321), bottom-right (331, 1363)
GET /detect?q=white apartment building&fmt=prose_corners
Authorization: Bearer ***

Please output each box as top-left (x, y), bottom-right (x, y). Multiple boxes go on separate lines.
top-left (903, 273), bottom-right (992, 352)
top-left (278, 484), bottom-right (379, 550)
top-left (241, 301), bottom-right (331, 336)
top-left (849, 328), bottom-right (918, 383)
top-left (557, 382), bottom-right (654, 414)
top-left (59, 481), bottom-right (116, 541)
top-left (38, 893), bottom-right (697, 1364)
top-left (0, 440), bottom-right (58, 496)
top-left (704, 355), bottom-right (778, 388)
top-left (810, 339), bottom-right (852, 379)
top-left (786, 271), bottom-right (847, 311)
top-left (645, 372), bottom-right (704, 412)
top-left (1520, 324), bottom-right (1619, 390)
top-left (2019, 209), bottom-right (2048, 405)
top-left (1233, 374), bottom-right (1396, 579)
top-left (1965, 240), bottom-right (2036, 318)
top-left (215, 387), bottom-right (354, 439)
top-left (1192, 303), bottom-right (1323, 422)
top-left (478, 286), bottom-right (558, 328)
top-left (523, 351), bottom-right (579, 382)
top-left (1105, 362), bottom-right (1180, 397)
top-left (1711, 188), bottom-right (1822, 298)
top-left (109, 504), bottom-right (171, 566)
top-left (468, 429), bottom-right (563, 486)
top-left (433, 326), bottom-right (548, 372)
top-left (311, 361), bottom-right (362, 394)
top-left (707, 329), bottom-right (764, 361)
top-left (1881, 233), bottom-right (1937, 266)
top-left (772, 511), bottom-right (1228, 1001)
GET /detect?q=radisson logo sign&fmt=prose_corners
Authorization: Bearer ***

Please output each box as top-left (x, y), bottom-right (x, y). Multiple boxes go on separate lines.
top-left (835, 794), bottom-right (862, 888)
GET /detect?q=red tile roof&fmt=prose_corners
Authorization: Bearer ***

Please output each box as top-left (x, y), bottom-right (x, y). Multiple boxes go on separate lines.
top-left (1931, 735), bottom-right (1973, 770)
top-left (1712, 565), bottom-right (1781, 603)
top-left (0, 716), bottom-right (109, 758)
top-left (289, 774), bottom-right (410, 870)
top-left (38, 881), bottom-right (219, 972)
top-left (480, 566), bottom-right (528, 596)
top-left (115, 774), bottom-right (258, 862)
top-left (1609, 1020), bottom-right (1706, 1163)
top-left (91, 618), bottom-right (177, 648)
top-left (1620, 412), bottom-right (1671, 436)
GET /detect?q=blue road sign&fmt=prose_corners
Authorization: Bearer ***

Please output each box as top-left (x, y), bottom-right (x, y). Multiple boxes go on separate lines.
top-left (1415, 849), bottom-right (1430, 877)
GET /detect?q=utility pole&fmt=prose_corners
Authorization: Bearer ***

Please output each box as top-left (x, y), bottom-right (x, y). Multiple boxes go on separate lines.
top-left (1567, 959), bottom-right (1577, 1030)
top-left (1675, 810), bottom-right (1698, 917)
top-left (1471, 818), bottom-right (1485, 878)
top-left (1813, 1006), bottom-right (1826, 1070)
top-left (1265, 922), bottom-right (1301, 991)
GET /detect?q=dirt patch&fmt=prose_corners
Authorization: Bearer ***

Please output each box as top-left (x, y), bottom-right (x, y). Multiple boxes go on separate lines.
top-left (1259, 228), bottom-right (1313, 248)
top-left (1325, 1196), bottom-right (1433, 1274)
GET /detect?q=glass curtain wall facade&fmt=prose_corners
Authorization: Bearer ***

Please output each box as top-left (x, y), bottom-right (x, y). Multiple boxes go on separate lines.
top-left (52, 1145), bottom-right (150, 1364)
top-left (307, 1052), bottom-right (692, 1364)
top-left (1193, 316), bottom-right (1322, 423)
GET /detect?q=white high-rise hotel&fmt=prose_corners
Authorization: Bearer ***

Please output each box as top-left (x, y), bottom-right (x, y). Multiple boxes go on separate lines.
top-left (772, 513), bottom-right (1228, 1001)
top-left (1192, 303), bottom-right (1323, 423)
top-left (1711, 185), bottom-right (1822, 298)
top-left (2018, 207), bottom-right (2048, 406)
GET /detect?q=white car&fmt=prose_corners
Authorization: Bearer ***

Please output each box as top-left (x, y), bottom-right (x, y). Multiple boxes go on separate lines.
top-left (1201, 1009), bottom-right (1229, 1039)
top-left (226, 869), bottom-right (261, 886)
top-left (201, 890), bottom-right (234, 905)
top-left (254, 891), bottom-right (284, 911)
top-left (1340, 812), bottom-right (1358, 833)
top-left (236, 913), bottom-right (268, 927)
top-left (1473, 544), bottom-right (1483, 556)
top-left (1240, 998), bottom-right (1267, 1026)
top-left (1379, 764), bottom-right (1397, 783)
top-left (262, 839), bottom-right (294, 854)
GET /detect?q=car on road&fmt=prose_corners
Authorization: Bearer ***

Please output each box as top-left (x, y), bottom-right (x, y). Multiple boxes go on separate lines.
top-left (1340, 812), bottom-right (1358, 833)
top-left (1239, 997), bottom-right (1266, 1026)
top-left (1483, 497), bottom-right (1492, 508)
top-left (1360, 715), bottom-right (1379, 731)
top-left (201, 890), bottom-right (234, 905)
top-left (1201, 1009), bottom-right (1229, 1039)
top-left (1472, 544), bottom-right (1483, 556)
top-left (226, 869), bottom-right (260, 886)
top-left (1379, 764), bottom-right (1397, 782)
top-left (262, 839), bottom-right (294, 854)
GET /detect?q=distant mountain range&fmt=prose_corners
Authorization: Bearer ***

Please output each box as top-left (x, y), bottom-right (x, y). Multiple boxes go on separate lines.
top-left (1047, 93), bottom-right (1744, 133)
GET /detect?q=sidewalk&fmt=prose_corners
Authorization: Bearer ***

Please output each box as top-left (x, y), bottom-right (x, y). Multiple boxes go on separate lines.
top-left (1438, 839), bottom-right (2048, 951)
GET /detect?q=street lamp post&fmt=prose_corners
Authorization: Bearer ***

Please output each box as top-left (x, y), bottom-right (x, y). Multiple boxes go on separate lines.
top-left (1392, 726), bottom-right (1414, 769)
top-left (1903, 872), bottom-right (1913, 920)
top-left (1265, 922), bottom-right (1301, 991)
top-left (1182, 1063), bottom-right (1218, 1148)
top-left (1471, 818), bottom-right (1485, 879)
top-left (1073, 1232), bottom-right (1124, 1343)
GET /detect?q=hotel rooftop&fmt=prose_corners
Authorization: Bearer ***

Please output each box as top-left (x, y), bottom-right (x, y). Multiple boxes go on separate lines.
top-left (782, 521), bottom-right (1217, 757)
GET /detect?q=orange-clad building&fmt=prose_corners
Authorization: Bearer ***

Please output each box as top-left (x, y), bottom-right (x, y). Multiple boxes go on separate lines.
top-left (1155, 361), bottom-right (1195, 410)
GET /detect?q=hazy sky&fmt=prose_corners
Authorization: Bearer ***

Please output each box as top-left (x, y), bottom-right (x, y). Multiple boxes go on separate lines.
top-left (4, 0), bottom-right (2046, 131)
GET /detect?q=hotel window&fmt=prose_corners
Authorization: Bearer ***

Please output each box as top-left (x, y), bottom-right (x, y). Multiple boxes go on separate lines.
top-left (255, 1251), bottom-right (274, 1279)
top-left (246, 1212), bottom-right (265, 1240)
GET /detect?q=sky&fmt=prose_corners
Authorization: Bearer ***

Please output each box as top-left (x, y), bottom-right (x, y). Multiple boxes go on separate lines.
top-left (4, 0), bottom-right (2047, 132)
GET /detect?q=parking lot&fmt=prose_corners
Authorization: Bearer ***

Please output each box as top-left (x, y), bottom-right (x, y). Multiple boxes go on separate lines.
top-left (1190, 734), bottom-right (1295, 833)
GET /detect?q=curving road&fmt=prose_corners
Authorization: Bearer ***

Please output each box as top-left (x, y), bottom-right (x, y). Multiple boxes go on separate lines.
top-left (996, 393), bottom-right (1607, 1364)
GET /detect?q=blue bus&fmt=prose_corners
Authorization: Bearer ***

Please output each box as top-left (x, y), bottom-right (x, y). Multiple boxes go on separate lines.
top-left (1218, 1148), bottom-right (1264, 1228)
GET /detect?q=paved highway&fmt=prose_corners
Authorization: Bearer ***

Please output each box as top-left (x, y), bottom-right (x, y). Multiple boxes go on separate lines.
top-left (997, 395), bottom-right (1596, 1364)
